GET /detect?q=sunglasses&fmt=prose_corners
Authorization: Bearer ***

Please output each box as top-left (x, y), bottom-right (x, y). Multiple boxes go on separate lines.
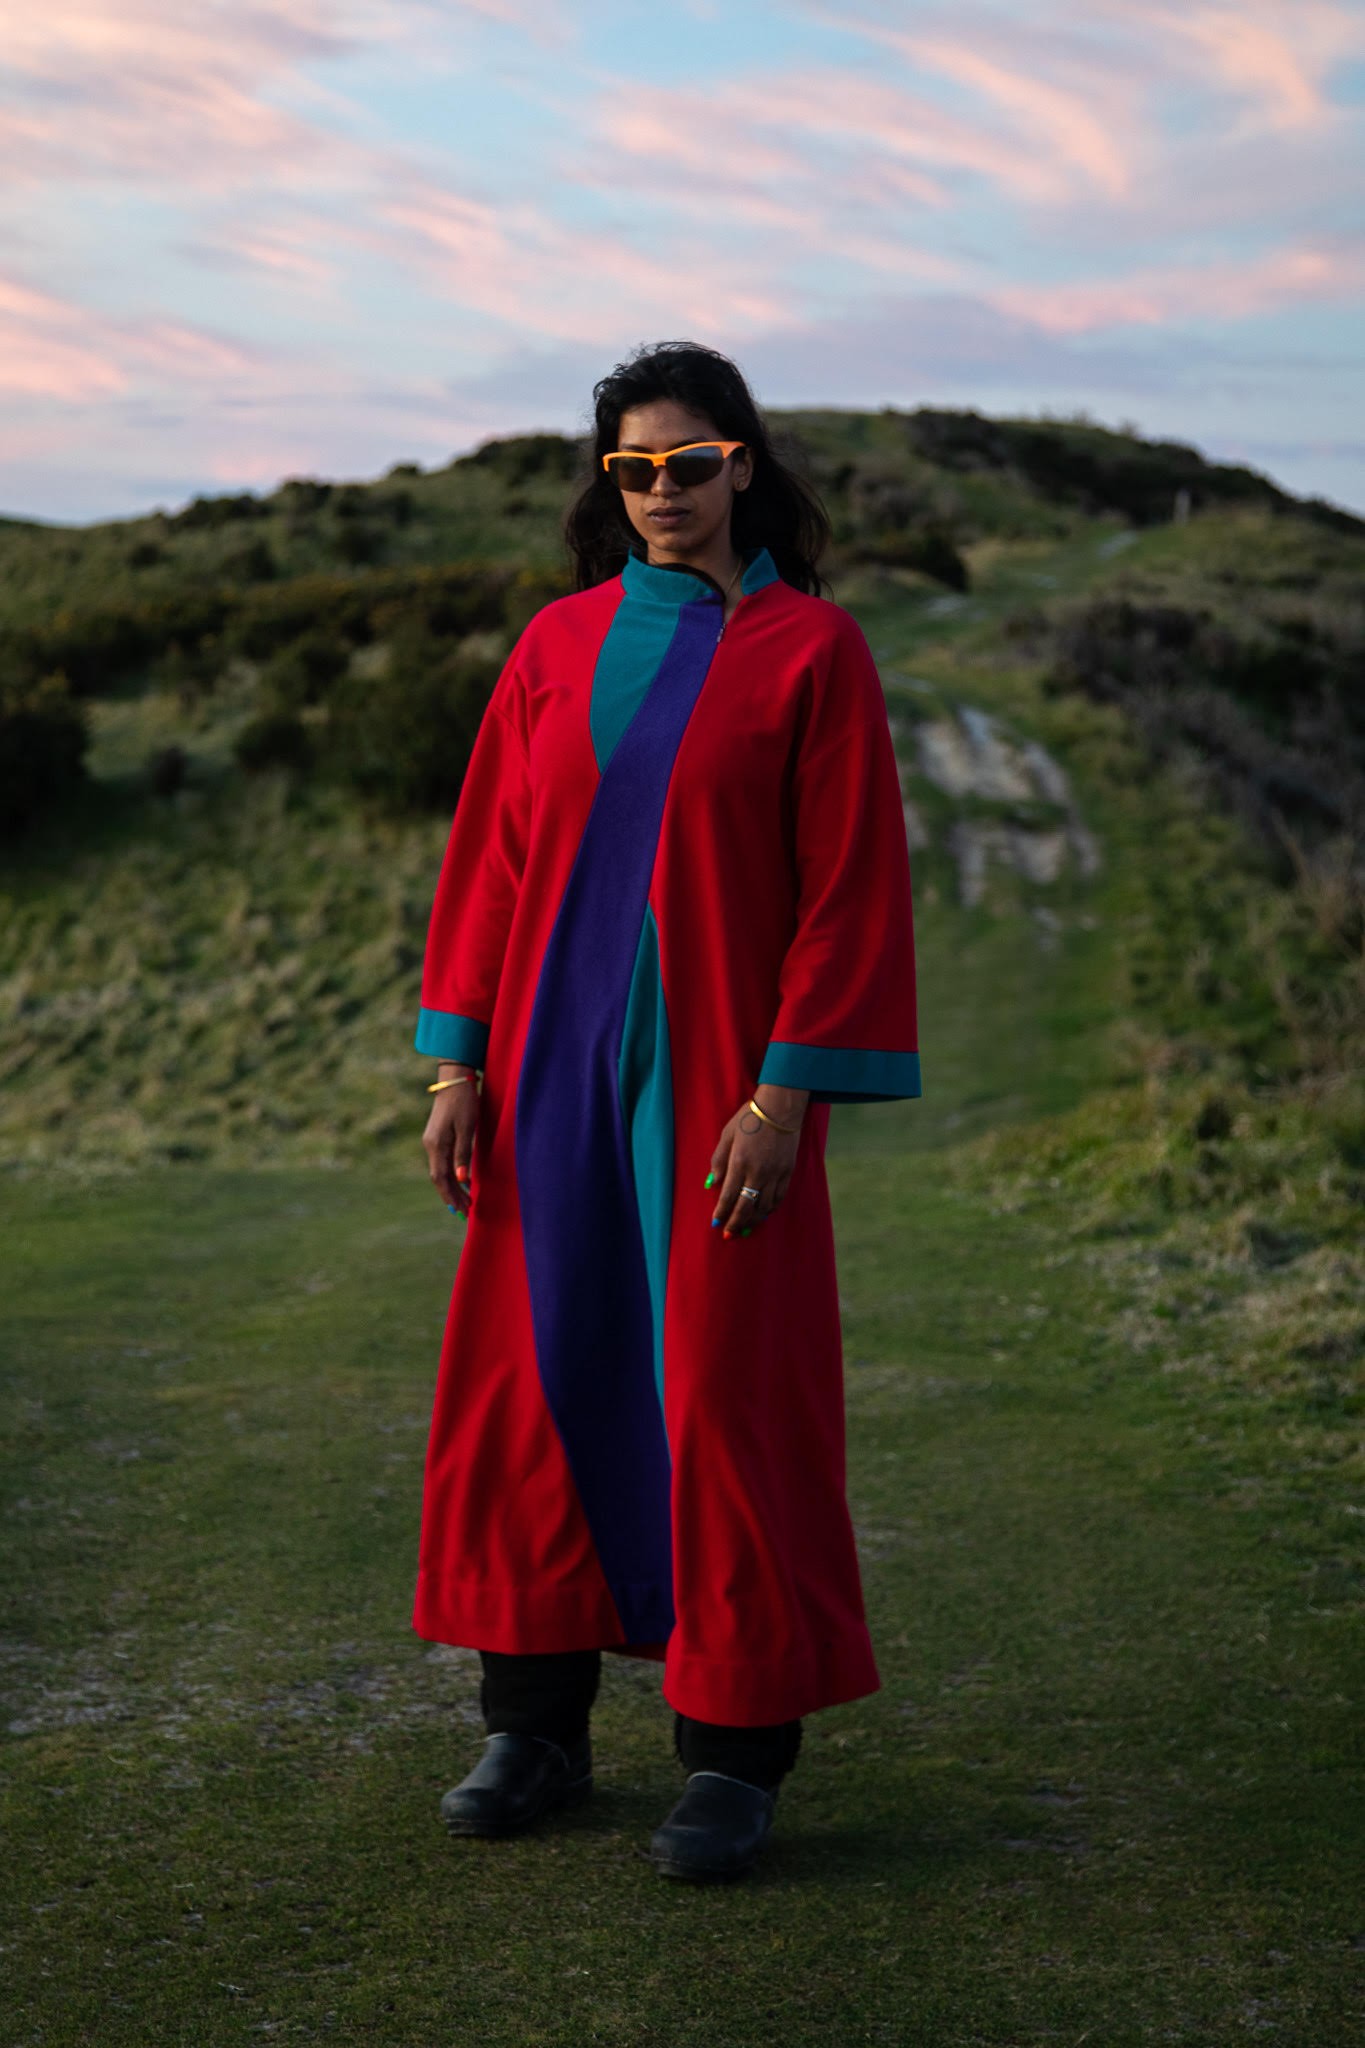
top-left (602, 440), bottom-right (746, 492)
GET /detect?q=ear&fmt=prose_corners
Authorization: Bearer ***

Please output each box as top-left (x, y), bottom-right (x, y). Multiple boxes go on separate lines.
top-left (734, 449), bottom-right (754, 491)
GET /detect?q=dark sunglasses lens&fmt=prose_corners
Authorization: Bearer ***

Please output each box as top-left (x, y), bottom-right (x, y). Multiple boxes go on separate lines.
top-left (666, 447), bottom-right (724, 486)
top-left (610, 457), bottom-right (655, 492)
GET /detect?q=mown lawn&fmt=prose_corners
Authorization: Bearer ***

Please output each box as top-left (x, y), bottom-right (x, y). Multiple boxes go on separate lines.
top-left (3, 1136), bottom-right (1360, 2046)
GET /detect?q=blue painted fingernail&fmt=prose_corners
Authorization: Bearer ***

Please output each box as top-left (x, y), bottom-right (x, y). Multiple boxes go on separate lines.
top-left (710, 1217), bottom-right (720, 1228)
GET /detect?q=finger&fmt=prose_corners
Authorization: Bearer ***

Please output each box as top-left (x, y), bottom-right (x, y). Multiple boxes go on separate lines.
top-left (427, 1106), bottom-right (475, 1214)
top-left (451, 1111), bottom-right (479, 1214)
top-left (427, 1133), bottom-right (463, 1212)
top-left (706, 1125), bottom-right (733, 1191)
top-left (716, 1152), bottom-right (767, 1236)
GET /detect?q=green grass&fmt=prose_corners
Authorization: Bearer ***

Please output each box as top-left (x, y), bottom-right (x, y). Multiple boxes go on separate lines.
top-left (3, 1143), bottom-right (1360, 2045)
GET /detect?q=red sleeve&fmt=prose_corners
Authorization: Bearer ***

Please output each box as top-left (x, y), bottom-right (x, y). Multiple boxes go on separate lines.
top-left (756, 609), bottom-right (921, 1104)
top-left (414, 647), bottom-right (531, 1067)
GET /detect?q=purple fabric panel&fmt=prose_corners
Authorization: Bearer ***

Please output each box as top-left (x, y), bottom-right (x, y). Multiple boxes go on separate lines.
top-left (514, 593), bottom-right (723, 1644)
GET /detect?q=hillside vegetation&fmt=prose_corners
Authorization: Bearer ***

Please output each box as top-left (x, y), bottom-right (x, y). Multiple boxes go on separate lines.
top-left (3, 411), bottom-right (1363, 2042)
top-left (2, 406), bottom-right (1361, 1180)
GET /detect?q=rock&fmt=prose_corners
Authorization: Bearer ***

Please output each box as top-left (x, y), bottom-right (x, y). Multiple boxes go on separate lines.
top-left (957, 707), bottom-right (1035, 801)
top-left (1067, 820), bottom-right (1103, 876)
top-left (916, 718), bottom-right (978, 797)
top-left (904, 702), bottom-right (1103, 903)
top-left (1020, 738), bottom-right (1072, 807)
top-left (947, 821), bottom-right (1003, 907)
top-left (1006, 827), bottom-right (1069, 884)
top-left (902, 797), bottom-right (931, 851)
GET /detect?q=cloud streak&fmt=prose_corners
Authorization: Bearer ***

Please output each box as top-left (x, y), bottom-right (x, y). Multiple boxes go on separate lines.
top-left (1, 0), bottom-right (1363, 518)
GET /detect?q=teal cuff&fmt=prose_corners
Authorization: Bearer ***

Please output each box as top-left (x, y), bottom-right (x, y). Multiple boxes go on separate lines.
top-left (757, 1041), bottom-right (922, 1104)
top-left (415, 1008), bottom-right (490, 1066)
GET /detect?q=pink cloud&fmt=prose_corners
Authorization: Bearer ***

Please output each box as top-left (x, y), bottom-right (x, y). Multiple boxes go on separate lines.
top-left (0, 265), bottom-right (271, 402)
top-left (369, 181), bottom-right (793, 343)
top-left (0, 274), bottom-right (127, 400)
top-left (1095, 0), bottom-right (1365, 129)
top-left (989, 236), bottom-right (1365, 333)
top-left (894, 38), bottom-right (1133, 197)
top-left (0, 0), bottom-right (494, 196)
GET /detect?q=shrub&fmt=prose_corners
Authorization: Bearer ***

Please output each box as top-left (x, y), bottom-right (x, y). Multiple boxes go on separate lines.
top-left (847, 525), bottom-right (968, 589)
top-left (334, 522), bottom-right (381, 566)
top-left (0, 670), bottom-right (88, 835)
top-left (223, 536), bottom-right (277, 582)
top-left (147, 744), bottom-right (190, 797)
top-left (234, 711), bottom-right (315, 777)
top-left (324, 630), bottom-right (500, 813)
top-left (260, 629), bottom-right (352, 711)
top-left (168, 491), bottom-right (266, 531)
top-left (460, 433), bottom-right (583, 485)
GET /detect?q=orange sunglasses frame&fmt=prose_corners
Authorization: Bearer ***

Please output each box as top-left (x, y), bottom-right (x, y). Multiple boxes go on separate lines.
top-left (601, 439), bottom-right (746, 486)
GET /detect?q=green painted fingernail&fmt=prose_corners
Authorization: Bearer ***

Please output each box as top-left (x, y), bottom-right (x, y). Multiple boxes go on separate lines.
top-left (741, 1227), bottom-right (752, 1237)
top-left (704, 1171), bottom-right (716, 1188)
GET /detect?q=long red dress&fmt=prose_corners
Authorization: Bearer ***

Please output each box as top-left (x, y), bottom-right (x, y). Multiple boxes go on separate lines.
top-left (411, 544), bottom-right (920, 1725)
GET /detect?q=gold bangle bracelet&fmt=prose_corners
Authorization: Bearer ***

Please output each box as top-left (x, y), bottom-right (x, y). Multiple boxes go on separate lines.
top-left (748, 1094), bottom-right (800, 1135)
top-left (427, 1075), bottom-right (475, 1093)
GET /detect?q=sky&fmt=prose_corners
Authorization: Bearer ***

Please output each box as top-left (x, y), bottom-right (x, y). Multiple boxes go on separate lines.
top-left (2, 0), bottom-right (1363, 526)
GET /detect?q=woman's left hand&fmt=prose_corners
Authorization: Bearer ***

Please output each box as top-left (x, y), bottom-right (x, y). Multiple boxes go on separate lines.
top-left (708, 1087), bottom-right (809, 1237)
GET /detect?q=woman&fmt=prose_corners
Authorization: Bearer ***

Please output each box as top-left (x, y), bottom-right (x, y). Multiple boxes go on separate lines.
top-left (414, 340), bottom-right (920, 1882)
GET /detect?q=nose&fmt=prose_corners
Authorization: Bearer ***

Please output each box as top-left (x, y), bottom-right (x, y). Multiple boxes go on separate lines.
top-left (649, 464), bottom-right (682, 498)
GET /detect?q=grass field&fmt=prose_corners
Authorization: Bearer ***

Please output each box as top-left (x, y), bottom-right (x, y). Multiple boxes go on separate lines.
top-left (4, 1132), bottom-right (1361, 2046)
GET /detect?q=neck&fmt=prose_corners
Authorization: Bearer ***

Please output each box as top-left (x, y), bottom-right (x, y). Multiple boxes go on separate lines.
top-left (646, 534), bottom-right (744, 594)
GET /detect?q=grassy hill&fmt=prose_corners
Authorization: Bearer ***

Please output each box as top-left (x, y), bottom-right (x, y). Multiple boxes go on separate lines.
top-left (3, 411), bottom-right (1362, 2042)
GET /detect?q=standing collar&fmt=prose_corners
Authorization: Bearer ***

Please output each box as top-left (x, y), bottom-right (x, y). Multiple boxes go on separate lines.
top-left (622, 544), bottom-right (780, 606)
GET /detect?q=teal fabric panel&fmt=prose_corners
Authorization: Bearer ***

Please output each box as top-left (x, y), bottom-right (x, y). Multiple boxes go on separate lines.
top-left (740, 545), bottom-right (780, 593)
top-left (589, 600), bottom-right (680, 772)
top-left (621, 544), bottom-right (779, 609)
top-left (622, 554), bottom-right (719, 606)
top-left (414, 1007), bottom-right (490, 1066)
top-left (757, 1041), bottom-right (923, 1103)
top-left (618, 903), bottom-right (674, 1419)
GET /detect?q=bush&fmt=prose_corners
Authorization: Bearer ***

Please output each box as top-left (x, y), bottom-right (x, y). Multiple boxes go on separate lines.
top-left (234, 711), bottom-right (315, 777)
top-left (324, 630), bottom-right (500, 813)
top-left (0, 671), bottom-right (88, 835)
top-left (147, 744), bottom-right (190, 797)
top-left (168, 491), bottom-right (266, 531)
top-left (460, 433), bottom-right (583, 485)
top-left (260, 629), bottom-right (351, 711)
top-left (848, 524), bottom-right (968, 589)
top-left (334, 522), bottom-right (380, 566)
top-left (223, 536), bottom-right (277, 583)
top-left (902, 407), bottom-right (1307, 527)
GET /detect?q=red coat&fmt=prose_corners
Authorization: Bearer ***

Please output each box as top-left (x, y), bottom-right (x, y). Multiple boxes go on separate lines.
top-left (412, 545), bottom-right (921, 1724)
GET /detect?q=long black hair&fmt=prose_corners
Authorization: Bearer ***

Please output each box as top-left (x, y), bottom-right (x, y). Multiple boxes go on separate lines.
top-left (563, 340), bottom-right (831, 595)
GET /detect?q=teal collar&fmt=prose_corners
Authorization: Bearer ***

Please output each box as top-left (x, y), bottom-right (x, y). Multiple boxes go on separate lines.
top-left (622, 544), bottom-right (780, 607)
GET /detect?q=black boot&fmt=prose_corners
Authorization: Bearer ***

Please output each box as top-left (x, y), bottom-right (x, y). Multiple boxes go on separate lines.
top-left (440, 1729), bottom-right (592, 1836)
top-left (440, 1647), bottom-right (601, 1837)
top-left (649, 1769), bottom-right (776, 1880)
top-left (649, 1713), bottom-right (802, 1881)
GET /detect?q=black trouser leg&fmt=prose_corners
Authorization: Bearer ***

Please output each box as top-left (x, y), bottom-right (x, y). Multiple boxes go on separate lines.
top-left (674, 1711), bottom-right (802, 1791)
top-left (478, 1649), bottom-right (602, 1746)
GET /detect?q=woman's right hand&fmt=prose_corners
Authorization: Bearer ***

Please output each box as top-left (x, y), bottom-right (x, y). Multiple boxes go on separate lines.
top-left (423, 1069), bottom-right (481, 1216)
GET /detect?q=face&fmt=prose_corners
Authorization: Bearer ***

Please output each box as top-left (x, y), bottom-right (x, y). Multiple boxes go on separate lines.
top-left (611, 399), bottom-right (754, 564)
